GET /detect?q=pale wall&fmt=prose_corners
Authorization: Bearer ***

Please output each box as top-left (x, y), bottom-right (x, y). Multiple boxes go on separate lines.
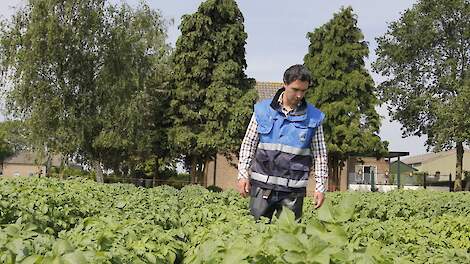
top-left (2, 164), bottom-right (46, 177)
top-left (419, 152), bottom-right (470, 179)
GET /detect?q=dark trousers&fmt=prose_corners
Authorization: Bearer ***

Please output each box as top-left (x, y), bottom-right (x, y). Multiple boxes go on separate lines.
top-left (249, 186), bottom-right (304, 221)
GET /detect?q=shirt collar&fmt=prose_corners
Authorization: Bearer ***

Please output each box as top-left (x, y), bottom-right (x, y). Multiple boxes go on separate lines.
top-left (270, 87), bottom-right (307, 115)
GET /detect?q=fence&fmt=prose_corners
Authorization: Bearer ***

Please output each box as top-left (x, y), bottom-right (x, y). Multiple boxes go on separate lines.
top-left (348, 172), bottom-right (468, 192)
top-left (103, 176), bottom-right (192, 189)
top-left (421, 174), bottom-right (463, 192)
top-left (348, 172), bottom-right (394, 185)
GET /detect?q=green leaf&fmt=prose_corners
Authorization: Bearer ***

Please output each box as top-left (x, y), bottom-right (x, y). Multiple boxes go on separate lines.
top-left (306, 219), bottom-right (327, 237)
top-left (166, 251), bottom-right (177, 264)
top-left (322, 225), bottom-right (348, 246)
top-left (20, 255), bottom-right (43, 264)
top-left (115, 201), bottom-right (126, 209)
top-left (335, 195), bottom-right (358, 222)
top-left (23, 223), bottom-right (38, 233)
top-left (62, 252), bottom-right (87, 264)
top-left (144, 253), bottom-right (156, 264)
top-left (274, 232), bottom-right (305, 252)
top-left (52, 239), bottom-right (74, 256)
top-left (276, 207), bottom-right (297, 229)
top-left (4, 225), bottom-right (19, 236)
top-left (200, 240), bottom-right (219, 260)
top-left (283, 251), bottom-right (305, 263)
top-left (222, 248), bottom-right (248, 264)
top-left (6, 239), bottom-right (27, 259)
top-left (317, 200), bottom-right (335, 223)
top-left (313, 247), bottom-right (334, 264)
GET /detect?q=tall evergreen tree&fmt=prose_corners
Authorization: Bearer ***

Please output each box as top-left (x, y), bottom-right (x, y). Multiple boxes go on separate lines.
top-left (304, 7), bottom-right (388, 190)
top-left (171, 0), bottom-right (256, 184)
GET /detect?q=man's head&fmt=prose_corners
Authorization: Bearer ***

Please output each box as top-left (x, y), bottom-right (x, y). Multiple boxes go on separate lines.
top-left (282, 64), bottom-right (312, 107)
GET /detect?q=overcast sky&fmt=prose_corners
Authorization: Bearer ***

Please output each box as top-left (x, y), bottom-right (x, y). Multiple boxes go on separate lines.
top-left (0, 0), bottom-right (428, 157)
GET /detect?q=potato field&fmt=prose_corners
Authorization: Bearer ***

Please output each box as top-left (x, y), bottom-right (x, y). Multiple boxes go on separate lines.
top-left (0, 177), bottom-right (469, 263)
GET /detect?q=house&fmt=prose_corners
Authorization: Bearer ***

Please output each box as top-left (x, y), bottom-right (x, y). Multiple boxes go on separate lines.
top-left (342, 152), bottom-right (409, 191)
top-left (401, 148), bottom-right (470, 179)
top-left (390, 160), bottom-right (417, 176)
top-left (204, 82), bottom-right (408, 193)
top-left (389, 160), bottom-right (419, 185)
top-left (1, 151), bottom-right (62, 177)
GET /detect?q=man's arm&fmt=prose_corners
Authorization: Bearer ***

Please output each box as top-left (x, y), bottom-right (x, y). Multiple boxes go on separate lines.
top-left (310, 124), bottom-right (328, 193)
top-left (238, 114), bottom-right (259, 180)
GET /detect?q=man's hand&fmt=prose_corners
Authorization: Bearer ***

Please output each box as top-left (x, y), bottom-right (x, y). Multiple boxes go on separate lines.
top-left (314, 191), bottom-right (325, 209)
top-left (237, 178), bottom-right (250, 198)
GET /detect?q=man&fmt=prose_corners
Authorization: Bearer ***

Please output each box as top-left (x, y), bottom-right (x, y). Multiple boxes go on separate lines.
top-left (237, 64), bottom-right (328, 221)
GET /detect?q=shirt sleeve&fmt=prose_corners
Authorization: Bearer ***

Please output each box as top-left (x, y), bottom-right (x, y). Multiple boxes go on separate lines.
top-left (237, 114), bottom-right (259, 180)
top-left (310, 124), bottom-right (328, 193)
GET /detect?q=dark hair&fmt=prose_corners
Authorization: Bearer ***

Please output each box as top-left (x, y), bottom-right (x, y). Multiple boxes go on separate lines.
top-left (283, 64), bottom-right (312, 85)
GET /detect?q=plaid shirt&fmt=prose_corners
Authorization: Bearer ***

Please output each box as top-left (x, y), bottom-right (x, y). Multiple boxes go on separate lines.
top-left (237, 93), bottom-right (328, 193)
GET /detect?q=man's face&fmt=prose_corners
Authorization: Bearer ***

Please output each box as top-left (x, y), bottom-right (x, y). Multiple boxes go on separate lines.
top-left (284, 80), bottom-right (309, 106)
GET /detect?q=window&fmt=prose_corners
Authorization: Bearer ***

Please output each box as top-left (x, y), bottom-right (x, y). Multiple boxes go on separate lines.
top-left (351, 165), bottom-right (377, 185)
top-left (363, 166), bottom-right (377, 185)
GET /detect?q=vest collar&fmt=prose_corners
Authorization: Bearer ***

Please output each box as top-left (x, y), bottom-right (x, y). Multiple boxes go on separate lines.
top-left (270, 87), bottom-right (308, 120)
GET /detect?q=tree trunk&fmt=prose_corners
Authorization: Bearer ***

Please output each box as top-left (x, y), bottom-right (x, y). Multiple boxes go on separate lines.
top-left (328, 155), bottom-right (339, 191)
top-left (92, 160), bottom-right (104, 183)
top-left (45, 153), bottom-right (52, 177)
top-left (196, 160), bottom-right (204, 185)
top-left (152, 157), bottom-right (160, 180)
top-left (333, 159), bottom-right (339, 191)
top-left (202, 159), bottom-right (209, 187)
top-left (190, 157), bottom-right (197, 184)
top-left (454, 142), bottom-right (463, 191)
top-left (327, 155), bottom-right (334, 191)
top-left (187, 157), bottom-right (216, 187)
top-left (339, 166), bottom-right (343, 191)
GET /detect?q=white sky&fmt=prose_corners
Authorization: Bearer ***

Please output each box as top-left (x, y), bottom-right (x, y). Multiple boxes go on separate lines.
top-left (0, 0), bottom-right (428, 157)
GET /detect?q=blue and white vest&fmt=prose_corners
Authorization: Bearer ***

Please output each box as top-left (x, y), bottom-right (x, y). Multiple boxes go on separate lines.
top-left (251, 97), bottom-right (325, 192)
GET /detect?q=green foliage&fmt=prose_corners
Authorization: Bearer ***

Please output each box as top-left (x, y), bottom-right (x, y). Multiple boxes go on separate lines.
top-left (303, 7), bottom-right (388, 186)
top-left (374, 0), bottom-right (470, 146)
top-left (49, 166), bottom-right (95, 181)
top-left (0, 124), bottom-right (13, 162)
top-left (373, 0), bottom-right (470, 189)
top-left (1, 177), bottom-right (469, 263)
top-left (0, 121), bottom-right (31, 160)
top-left (206, 185), bottom-right (223, 192)
top-left (186, 200), bottom-right (392, 264)
top-left (170, 0), bottom-right (257, 182)
top-left (0, 0), bottom-right (173, 181)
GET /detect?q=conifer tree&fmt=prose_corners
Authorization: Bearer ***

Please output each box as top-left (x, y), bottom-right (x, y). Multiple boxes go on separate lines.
top-left (304, 7), bottom-right (388, 190)
top-left (171, 0), bottom-right (256, 183)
